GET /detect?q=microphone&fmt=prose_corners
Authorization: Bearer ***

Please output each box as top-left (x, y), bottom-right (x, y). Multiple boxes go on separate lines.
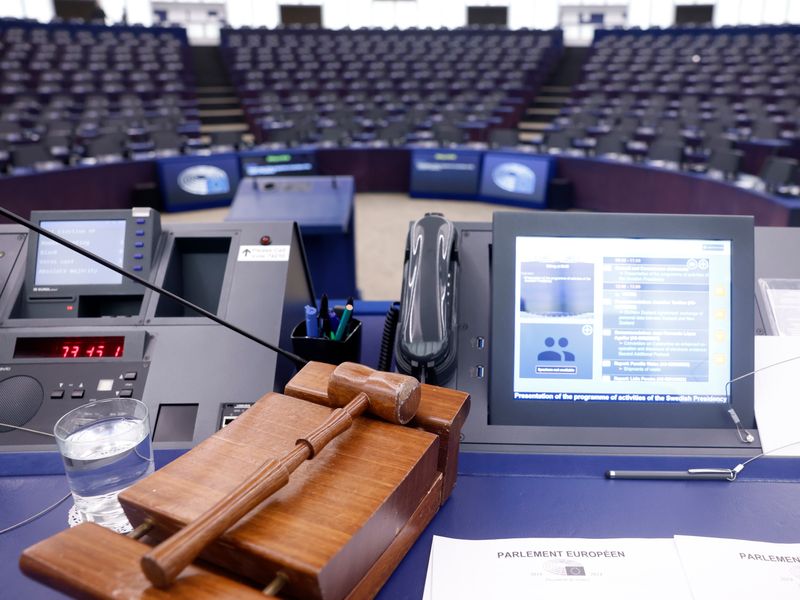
top-left (722, 350), bottom-right (800, 444)
top-left (0, 206), bottom-right (308, 369)
top-left (607, 352), bottom-right (800, 481)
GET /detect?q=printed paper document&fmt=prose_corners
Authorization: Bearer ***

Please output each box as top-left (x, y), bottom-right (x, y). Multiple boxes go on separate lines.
top-left (675, 535), bottom-right (800, 599)
top-left (422, 535), bottom-right (692, 600)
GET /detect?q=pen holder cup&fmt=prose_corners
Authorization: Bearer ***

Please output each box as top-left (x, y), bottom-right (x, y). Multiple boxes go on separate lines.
top-left (291, 318), bottom-right (362, 365)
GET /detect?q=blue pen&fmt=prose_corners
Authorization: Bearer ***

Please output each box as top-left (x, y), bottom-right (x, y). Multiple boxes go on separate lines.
top-left (329, 309), bottom-right (340, 332)
top-left (333, 303), bottom-right (353, 342)
top-left (304, 305), bottom-right (319, 337)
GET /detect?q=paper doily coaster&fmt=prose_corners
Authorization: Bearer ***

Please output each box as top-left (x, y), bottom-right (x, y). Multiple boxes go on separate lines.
top-left (67, 504), bottom-right (133, 534)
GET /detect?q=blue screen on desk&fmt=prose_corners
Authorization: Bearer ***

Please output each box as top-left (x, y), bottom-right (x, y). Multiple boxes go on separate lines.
top-left (157, 154), bottom-right (241, 212)
top-left (480, 152), bottom-right (554, 207)
top-left (239, 150), bottom-right (317, 177)
top-left (512, 236), bottom-right (732, 404)
top-left (409, 149), bottom-right (482, 199)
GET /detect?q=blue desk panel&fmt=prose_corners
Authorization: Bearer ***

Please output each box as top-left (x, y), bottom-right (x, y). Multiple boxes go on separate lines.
top-left (1, 149), bottom-right (799, 227)
top-left (379, 452), bottom-right (800, 599)
top-left (3, 452), bottom-right (800, 599)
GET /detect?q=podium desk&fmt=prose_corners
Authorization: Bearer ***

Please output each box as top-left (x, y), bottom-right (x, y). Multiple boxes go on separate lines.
top-left (227, 175), bottom-right (357, 298)
top-left (3, 306), bottom-right (800, 598)
top-left (3, 452), bottom-right (800, 599)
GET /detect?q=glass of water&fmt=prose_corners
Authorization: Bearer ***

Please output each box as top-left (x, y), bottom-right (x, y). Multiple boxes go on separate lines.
top-left (54, 397), bottom-right (154, 532)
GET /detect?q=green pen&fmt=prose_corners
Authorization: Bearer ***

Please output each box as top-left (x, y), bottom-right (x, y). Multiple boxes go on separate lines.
top-left (333, 303), bottom-right (353, 342)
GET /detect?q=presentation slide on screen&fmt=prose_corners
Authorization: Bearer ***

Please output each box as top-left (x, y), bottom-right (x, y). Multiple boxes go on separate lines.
top-left (34, 220), bottom-right (126, 287)
top-left (513, 236), bottom-right (731, 404)
top-left (410, 149), bottom-right (481, 196)
top-left (241, 151), bottom-right (316, 176)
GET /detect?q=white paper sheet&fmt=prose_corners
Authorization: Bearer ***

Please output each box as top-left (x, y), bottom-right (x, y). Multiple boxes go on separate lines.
top-left (754, 336), bottom-right (800, 457)
top-left (675, 535), bottom-right (800, 599)
top-left (424, 535), bottom-right (692, 600)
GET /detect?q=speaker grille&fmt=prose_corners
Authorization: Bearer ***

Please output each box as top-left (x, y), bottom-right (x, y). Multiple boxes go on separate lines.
top-left (0, 376), bottom-right (44, 433)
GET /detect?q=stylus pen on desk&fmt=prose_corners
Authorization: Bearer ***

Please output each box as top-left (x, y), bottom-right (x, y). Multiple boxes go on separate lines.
top-left (606, 468), bottom-right (735, 481)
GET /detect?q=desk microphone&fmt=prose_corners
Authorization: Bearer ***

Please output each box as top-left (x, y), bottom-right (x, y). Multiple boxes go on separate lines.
top-left (608, 353), bottom-right (800, 481)
top-left (0, 205), bottom-right (308, 369)
top-left (723, 351), bottom-right (800, 444)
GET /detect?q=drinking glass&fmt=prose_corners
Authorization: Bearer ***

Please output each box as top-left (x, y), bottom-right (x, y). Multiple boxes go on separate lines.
top-left (54, 397), bottom-right (154, 532)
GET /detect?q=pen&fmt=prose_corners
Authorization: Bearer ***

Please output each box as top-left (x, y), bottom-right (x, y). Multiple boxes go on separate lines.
top-left (605, 468), bottom-right (735, 481)
top-left (329, 309), bottom-right (339, 332)
top-left (333, 303), bottom-right (353, 342)
top-left (319, 294), bottom-right (331, 338)
top-left (304, 305), bottom-right (319, 338)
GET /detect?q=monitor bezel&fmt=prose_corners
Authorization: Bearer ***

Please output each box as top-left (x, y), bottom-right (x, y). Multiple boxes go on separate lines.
top-left (489, 211), bottom-right (755, 429)
top-left (156, 153), bottom-right (242, 212)
top-left (479, 151), bottom-right (555, 207)
top-left (238, 149), bottom-right (318, 177)
top-left (408, 148), bottom-right (483, 200)
top-left (25, 209), bottom-right (154, 300)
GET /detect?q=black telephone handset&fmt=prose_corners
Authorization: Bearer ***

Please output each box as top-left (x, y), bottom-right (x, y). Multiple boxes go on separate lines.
top-left (395, 213), bottom-right (458, 384)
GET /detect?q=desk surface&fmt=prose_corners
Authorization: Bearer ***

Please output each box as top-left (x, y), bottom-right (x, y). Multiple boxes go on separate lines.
top-left (3, 452), bottom-right (800, 599)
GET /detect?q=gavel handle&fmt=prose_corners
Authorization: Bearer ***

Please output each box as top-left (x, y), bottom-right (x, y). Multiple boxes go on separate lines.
top-left (141, 393), bottom-right (370, 589)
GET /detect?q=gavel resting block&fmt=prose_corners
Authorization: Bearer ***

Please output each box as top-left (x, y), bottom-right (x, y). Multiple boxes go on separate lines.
top-left (20, 362), bottom-right (470, 600)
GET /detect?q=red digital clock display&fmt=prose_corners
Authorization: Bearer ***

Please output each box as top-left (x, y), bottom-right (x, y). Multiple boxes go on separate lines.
top-left (14, 336), bottom-right (125, 359)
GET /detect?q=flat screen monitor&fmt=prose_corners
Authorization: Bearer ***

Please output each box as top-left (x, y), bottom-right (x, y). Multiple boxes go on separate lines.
top-left (35, 220), bottom-right (125, 286)
top-left (479, 152), bottom-right (554, 208)
top-left (239, 149), bottom-right (317, 177)
top-left (490, 211), bottom-right (755, 430)
top-left (157, 153), bottom-right (241, 212)
top-left (409, 149), bottom-right (482, 200)
top-left (25, 208), bottom-right (160, 306)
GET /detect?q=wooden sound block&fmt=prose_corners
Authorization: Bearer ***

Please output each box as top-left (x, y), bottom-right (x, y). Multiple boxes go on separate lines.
top-left (120, 391), bottom-right (441, 600)
top-left (285, 362), bottom-right (471, 500)
top-left (20, 523), bottom-right (272, 600)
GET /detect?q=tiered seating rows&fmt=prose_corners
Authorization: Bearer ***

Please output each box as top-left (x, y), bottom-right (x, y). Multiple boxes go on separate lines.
top-left (547, 25), bottom-right (800, 183)
top-left (221, 27), bottom-right (562, 146)
top-left (0, 18), bottom-right (200, 173)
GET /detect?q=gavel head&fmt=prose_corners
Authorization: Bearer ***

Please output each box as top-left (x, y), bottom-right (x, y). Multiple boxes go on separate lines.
top-left (327, 362), bottom-right (421, 425)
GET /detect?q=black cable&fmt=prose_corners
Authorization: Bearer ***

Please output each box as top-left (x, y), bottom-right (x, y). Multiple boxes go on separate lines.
top-left (418, 364), bottom-right (428, 385)
top-left (377, 302), bottom-right (400, 372)
top-left (0, 206), bottom-right (308, 369)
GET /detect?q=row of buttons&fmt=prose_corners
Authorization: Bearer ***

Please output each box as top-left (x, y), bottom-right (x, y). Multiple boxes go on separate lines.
top-left (133, 217), bottom-right (147, 271)
top-left (473, 337), bottom-right (486, 378)
top-left (50, 388), bottom-right (134, 399)
top-left (49, 372), bottom-right (137, 399)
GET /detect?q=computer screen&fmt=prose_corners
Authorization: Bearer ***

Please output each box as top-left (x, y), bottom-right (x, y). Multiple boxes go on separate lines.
top-left (25, 209), bottom-right (161, 312)
top-left (239, 149), bottom-right (316, 177)
top-left (157, 153), bottom-right (241, 212)
top-left (409, 149), bottom-right (482, 199)
top-left (490, 211), bottom-right (754, 429)
top-left (479, 152), bottom-right (554, 207)
top-left (35, 220), bottom-right (126, 286)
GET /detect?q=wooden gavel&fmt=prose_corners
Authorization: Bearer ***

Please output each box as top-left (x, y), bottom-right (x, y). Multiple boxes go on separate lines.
top-left (140, 362), bottom-right (421, 589)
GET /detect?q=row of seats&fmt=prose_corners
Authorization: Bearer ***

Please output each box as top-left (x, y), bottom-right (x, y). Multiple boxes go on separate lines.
top-left (547, 26), bottom-right (800, 192)
top-left (0, 20), bottom-right (193, 96)
top-left (221, 27), bottom-right (562, 147)
top-left (0, 129), bottom-right (248, 175)
top-left (0, 19), bottom-right (198, 171)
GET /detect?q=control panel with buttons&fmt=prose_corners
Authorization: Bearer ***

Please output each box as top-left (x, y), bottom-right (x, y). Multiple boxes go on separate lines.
top-left (19, 208), bottom-right (162, 319)
top-left (0, 217), bottom-right (312, 457)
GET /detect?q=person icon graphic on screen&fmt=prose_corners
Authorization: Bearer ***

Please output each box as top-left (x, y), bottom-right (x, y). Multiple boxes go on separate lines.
top-left (537, 337), bottom-right (562, 361)
top-left (559, 337), bottom-right (575, 361)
